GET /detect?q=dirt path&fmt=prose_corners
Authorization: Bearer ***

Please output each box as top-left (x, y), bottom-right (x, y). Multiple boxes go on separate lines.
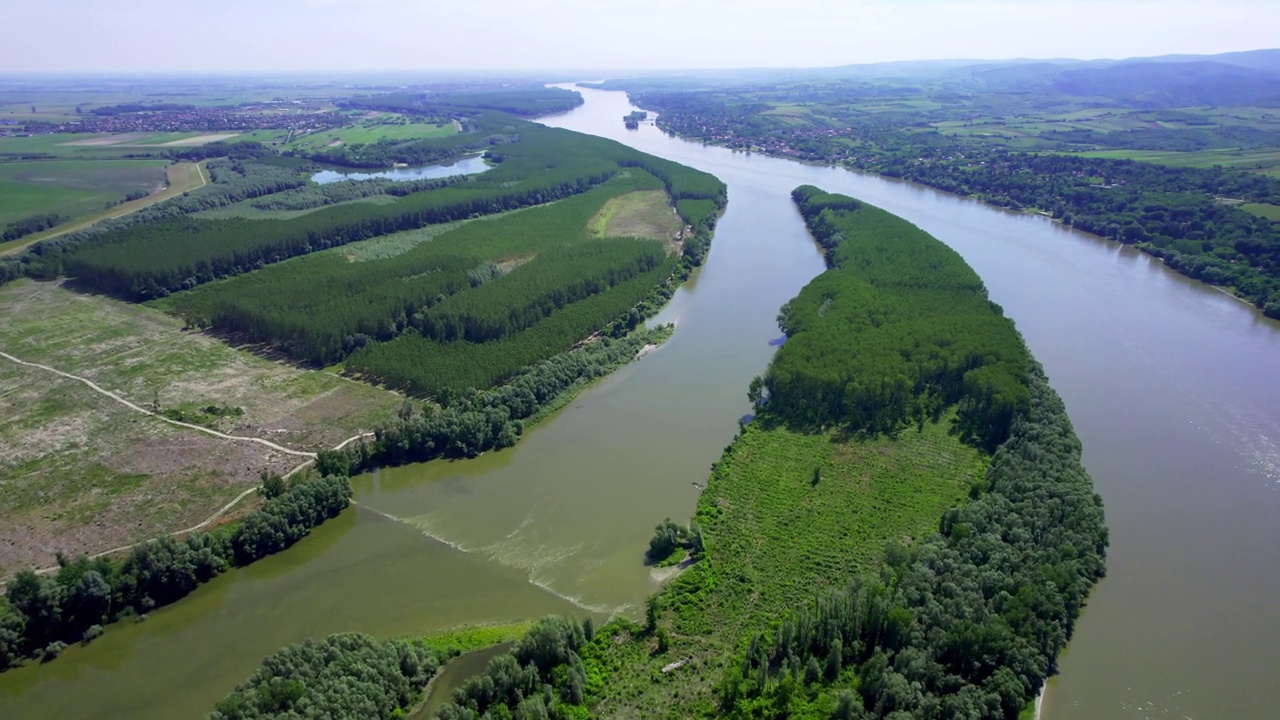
top-left (0, 348), bottom-right (314, 458)
top-left (0, 161), bottom-right (208, 257)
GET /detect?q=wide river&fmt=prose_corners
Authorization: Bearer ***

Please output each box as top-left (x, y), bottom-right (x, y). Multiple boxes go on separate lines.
top-left (3, 86), bottom-right (1279, 720)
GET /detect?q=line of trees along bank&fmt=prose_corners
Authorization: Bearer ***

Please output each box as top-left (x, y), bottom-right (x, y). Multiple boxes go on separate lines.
top-left (769, 186), bottom-right (1030, 451)
top-left (317, 325), bottom-right (676, 473)
top-left (0, 473), bottom-right (351, 672)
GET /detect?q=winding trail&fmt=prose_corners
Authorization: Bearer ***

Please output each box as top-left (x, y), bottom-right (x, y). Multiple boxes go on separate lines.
top-left (0, 349), bottom-right (315, 458)
top-left (0, 348), bottom-right (377, 576)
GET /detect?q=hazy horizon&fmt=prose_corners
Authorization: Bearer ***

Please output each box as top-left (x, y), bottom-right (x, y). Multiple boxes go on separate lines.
top-left (4, 0), bottom-right (1279, 75)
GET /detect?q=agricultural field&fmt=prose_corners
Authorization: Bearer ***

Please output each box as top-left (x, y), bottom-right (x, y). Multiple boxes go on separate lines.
top-left (0, 279), bottom-right (402, 572)
top-left (0, 161), bottom-right (206, 256)
top-left (0, 159), bottom-right (167, 227)
top-left (1073, 147), bottom-right (1280, 173)
top-left (1242, 202), bottom-right (1280, 221)
top-left (285, 114), bottom-right (456, 151)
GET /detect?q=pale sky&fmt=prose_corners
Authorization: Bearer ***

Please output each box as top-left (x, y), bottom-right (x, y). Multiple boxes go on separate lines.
top-left (3, 0), bottom-right (1278, 74)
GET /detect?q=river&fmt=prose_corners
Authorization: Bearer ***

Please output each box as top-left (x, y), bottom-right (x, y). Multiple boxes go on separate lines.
top-left (2, 85), bottom-right (1279, 720)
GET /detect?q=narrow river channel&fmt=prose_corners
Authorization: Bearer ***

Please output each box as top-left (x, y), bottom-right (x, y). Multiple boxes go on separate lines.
top-left (1, 85), bottom-right (1278, 720)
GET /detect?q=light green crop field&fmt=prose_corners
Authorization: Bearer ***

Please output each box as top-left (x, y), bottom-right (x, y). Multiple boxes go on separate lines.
top-left (1241, 203), bottom-right (1280, 221)
top-left (1073, 147), bottom-right (1280, 171)
top-left (286, 116), bottom-right (456, 150)
top-left (0, 159), bottom-right (167, 227)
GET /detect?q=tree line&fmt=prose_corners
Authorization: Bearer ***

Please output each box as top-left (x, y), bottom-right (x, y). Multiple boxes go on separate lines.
top-left (316, 324), bottom-right (674, 473)
top-left (2, 213), bottom-right (66, 242)
top-left (433, 615), bottom-right (593, 720)
top-left (0, 473), bottom-right (351, 671)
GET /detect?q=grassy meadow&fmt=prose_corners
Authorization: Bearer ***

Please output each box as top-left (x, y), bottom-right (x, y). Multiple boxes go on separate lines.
top-left (585, 416), bottom-right (987, 717)
top-left (0, 159), bottom-right (168, 227)
top-left (285, 114), bottom-right (456, 151)
top-left (0, 279), bottom-right (401, 571)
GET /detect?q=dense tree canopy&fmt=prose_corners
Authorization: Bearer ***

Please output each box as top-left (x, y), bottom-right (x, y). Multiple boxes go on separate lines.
top-left (210, 633), bottom-right (448, 720)
top-left (765, 187), bottom-right (1029, 450)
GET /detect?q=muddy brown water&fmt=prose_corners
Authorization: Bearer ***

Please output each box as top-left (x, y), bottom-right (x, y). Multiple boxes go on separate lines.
top-left (2, 85), bottom-right (1278, 720)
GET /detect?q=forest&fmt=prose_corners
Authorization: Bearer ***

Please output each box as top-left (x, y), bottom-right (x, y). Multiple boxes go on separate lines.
top-left (169, 173), bottom-right (673, 366)
top-left (0, 473), bottom-right (351, 671)
top-left (705, 364), bottom-right (1107, 718)
top-left (339, 86), bottom-right (585, 118)
top-left (770, 186), bottom-right (1029, 451)
top-left (56, 117), bottom-right (722, 302)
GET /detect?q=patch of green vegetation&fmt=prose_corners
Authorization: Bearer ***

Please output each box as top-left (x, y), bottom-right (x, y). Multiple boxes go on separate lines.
top-left (192, 193), bottom-right (397, 221)
top-left (693, 418), bottom-right (983, 636)
top-left (1072, 147), bottom-right (1280, 171)
top-left (160, 403), bottom-right (244, 429)
top-left (420, 622), bottom-right (534, 654)
top-left (1240, 202), bottom-right (1280, 221)
top-left (0, 159), bottom-right (166, 226)
top-left (4, 457), bottom-right (148, 517)
top-left (285, 115), bottom-right (456, 151)
top-left (589, 189), bottom-right (682, 245)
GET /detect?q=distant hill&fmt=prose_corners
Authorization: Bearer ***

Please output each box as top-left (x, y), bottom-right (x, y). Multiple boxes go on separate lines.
top-left (1138, 48), bottom-right (1280, 74)
top-left (602, 49), bottom-right (1280, 105)
top-left (1050, 61), bottom-right (1280, 106)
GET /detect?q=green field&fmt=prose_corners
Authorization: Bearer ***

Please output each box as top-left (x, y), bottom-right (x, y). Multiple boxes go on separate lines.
top-left (581, 416), bottom-right (986, 717)
top-left (192, 193), bottom-right (397, 221)
top-left (694, 417), bottom-right (984, 635)
top-left (1073, 147), bottom-right (1280, 171)
top-left (1242, 202), bottom-right (1280, 221)
top-left (0, 159), bottom-right (167, 227)
top-left (285, 115), bottom-right (456, 151)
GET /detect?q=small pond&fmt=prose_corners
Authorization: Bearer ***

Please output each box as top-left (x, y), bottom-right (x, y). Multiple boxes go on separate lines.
top-left (312, 154), bottom-right (490, 184)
